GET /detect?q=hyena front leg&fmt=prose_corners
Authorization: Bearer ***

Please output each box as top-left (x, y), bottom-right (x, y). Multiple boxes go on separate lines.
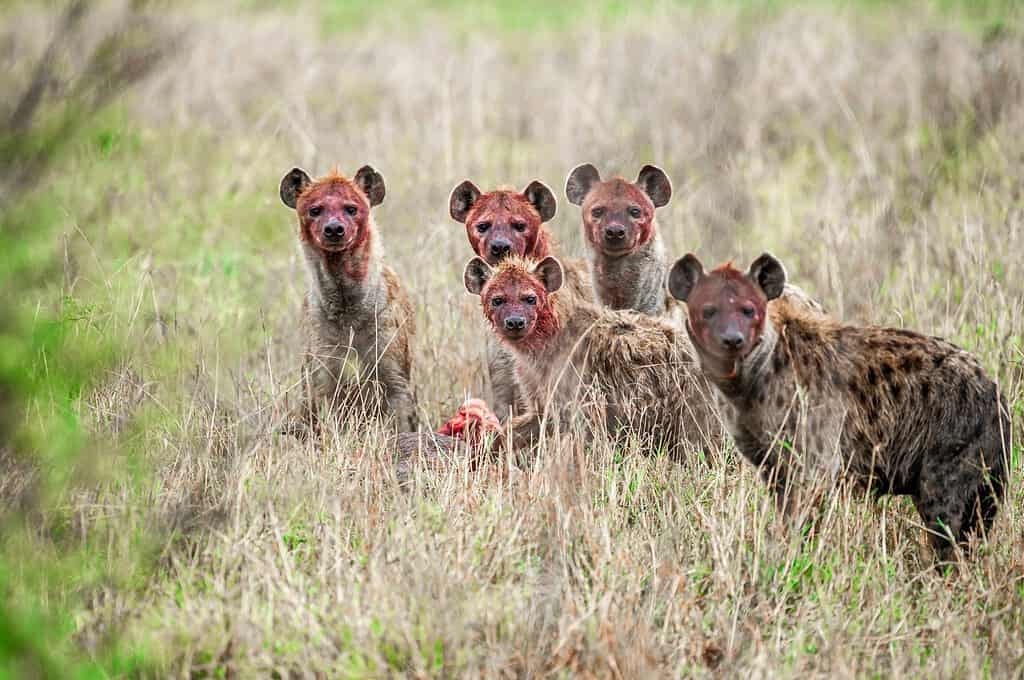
top-left (376, 353), bottom-right (417, 432)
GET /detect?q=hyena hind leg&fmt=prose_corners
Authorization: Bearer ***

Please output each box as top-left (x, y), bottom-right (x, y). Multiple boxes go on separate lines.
top-left (914, 440), bottom-right (1006, 564)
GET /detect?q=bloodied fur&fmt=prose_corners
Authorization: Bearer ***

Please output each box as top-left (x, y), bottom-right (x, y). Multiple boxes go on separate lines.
top-left (461, 255), bottom-right (720, 458)
top-left (449, 179), bottom-right (593, 420)
top-left (280, 166), bottom-right (416, 433)
top-left (669, 252), bottom-right (1010, 560)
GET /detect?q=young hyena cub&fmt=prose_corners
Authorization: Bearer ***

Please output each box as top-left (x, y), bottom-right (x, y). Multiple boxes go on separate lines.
top-left (449, 179), bottom-right (592, 420)
top-left (668, 253), bottom-right (1009, 559)
top-left (280, 166), bottom-right (416, 434)
top-left (460, 255), bottom-right (719, 459)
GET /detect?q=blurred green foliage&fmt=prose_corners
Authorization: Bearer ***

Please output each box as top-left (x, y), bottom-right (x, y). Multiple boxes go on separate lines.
top-left (241, 0), bottom-right (1020, 36)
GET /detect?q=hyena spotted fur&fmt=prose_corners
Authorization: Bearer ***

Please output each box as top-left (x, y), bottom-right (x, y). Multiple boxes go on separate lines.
top-left (669, 252), bottom-right (1010, 560)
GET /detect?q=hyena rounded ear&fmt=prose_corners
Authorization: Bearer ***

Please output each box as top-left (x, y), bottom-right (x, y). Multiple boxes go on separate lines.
top-left (565, 163), bottom-right (601, 206)
top-left (523, 180), bottom-right (557, 222)
top-left (533, 256), bottom-right (564, 294)
top-left (747, 252), bottom-right (787, 301)
top-left (464, 256), bottom-right (493, 295)
top-left (636, 165), bottom-right (672, 208)
top-left (280, 167), bottom-right (312, 209)
top-left (354, 165), bottom-right (386, 207)
top-left (667, 254), bottom-right (704, 302)
top-left (449, 180), bottom-right (481, 222)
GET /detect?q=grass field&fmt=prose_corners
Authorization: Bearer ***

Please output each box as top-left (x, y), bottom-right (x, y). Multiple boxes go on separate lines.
top-left (2, 0), bottom-right (1023, 676)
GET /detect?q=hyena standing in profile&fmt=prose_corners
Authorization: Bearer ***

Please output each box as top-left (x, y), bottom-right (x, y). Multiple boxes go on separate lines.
top-left (668, 252), bottom-right (1009, 560)
top-left (449, 179), bottom-right (592, 420)
top-left (280, 166), bottom-right (416, 434)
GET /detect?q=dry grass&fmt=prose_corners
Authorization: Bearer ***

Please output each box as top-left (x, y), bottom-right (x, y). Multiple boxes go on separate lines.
top-left (3, 1), bottom-right (1024, 676)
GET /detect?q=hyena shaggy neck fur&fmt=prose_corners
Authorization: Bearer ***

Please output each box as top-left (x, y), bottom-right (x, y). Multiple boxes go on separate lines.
top-left (589, 231), bottom-right (669, 315)
top-left (670, 252), bottom-right (1009, 561)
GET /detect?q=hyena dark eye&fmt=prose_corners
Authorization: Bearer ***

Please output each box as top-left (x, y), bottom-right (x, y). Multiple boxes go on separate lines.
top-left (345, 205), bottom-right (358, 216)
top-left (523, 294), bottom-right (537, 305)
top-left (490, 296), bottom-right (505, 307)
top-left (309, 205), bottom-right (323, 217)
top-left (476, 222), bottom-right (491, 234)
top-left (628, 206), bottom-right (642, 219)
top-left (741, 306), bottom-right (756, 318)
top-left (591, 207), bottom-right (605, 219)
top-left (702, 306), bottom-right (718, 320)
top-left (512, 222), bottom-right (527, 232)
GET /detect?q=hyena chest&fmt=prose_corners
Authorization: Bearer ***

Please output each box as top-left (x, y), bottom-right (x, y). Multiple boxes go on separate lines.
top-left (313, 308), bottom-right (391, 381)
top-left (721, 374), bottom-right (847, 480)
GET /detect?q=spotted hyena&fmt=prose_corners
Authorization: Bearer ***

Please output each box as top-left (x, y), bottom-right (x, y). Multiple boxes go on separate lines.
top-left (280, 166), bottom-right (416, 434)
top-left (449, 179), bottom-right (592, 420)
top-left (565, 163), bottom-right (678, 316)
top-left (668, 252), bottom-right (1010, 560)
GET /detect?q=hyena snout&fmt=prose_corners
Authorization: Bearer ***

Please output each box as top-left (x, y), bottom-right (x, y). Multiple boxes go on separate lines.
top-left (322, 218), bottom-right (345, 242)
top-left (718, 329), bottom-right (745, 351)
top-left (603, 224), bottom-right (627, 243)
top-left (489, 239), bottom-right (512, 260)
top-left (504, 315), bottom-right (526, 331)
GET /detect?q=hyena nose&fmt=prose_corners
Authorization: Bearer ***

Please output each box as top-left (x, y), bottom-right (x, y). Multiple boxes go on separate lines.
top-left (604, 225), bottom-right (626, 241)
top-left (504, 316), bottom-right (526, 331)
top-left (323, 220), bottom-right (344, 240)
top-left (490, 241), bottom-right (511, 259)
top-left (720, 331), bottom-right (744, 350)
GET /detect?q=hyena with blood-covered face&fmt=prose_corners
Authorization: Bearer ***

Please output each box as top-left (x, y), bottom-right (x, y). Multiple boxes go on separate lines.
top-left (566, 164), bottom-right (678, 316)
top-left (449, 179), bottom-right (593, 420)
top-left (668, 252), bottom-right (1009, 560)
top-left (566, 163), bottom-right (826, 320)
top-left (280, 166), bottom-right (416, 434)
top-left (459, 255), bottom-right (719, 458)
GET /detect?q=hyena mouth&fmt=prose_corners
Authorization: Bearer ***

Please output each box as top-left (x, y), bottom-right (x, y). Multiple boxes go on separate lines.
top-left (600, 243), bottom-right (634, 257)
top-left (501, 327), bottom-right (530, 342)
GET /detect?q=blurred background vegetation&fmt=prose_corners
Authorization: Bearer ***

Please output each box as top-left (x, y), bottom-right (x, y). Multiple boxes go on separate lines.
top-left (1, 0), bottom-right (1022, 676)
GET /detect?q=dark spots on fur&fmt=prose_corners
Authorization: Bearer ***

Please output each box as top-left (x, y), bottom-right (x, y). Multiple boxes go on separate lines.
top-left (957, 380), bottom-right (970, 406)
top-left (891, 382), bottom-right (902, 402)
top-left (849, 380), bottom-right (869, 407)
top-left (775, 393), bottom-right (787, 409)
top-left (772, 351), bottom-right (789, 373)
top-left (881, 362), bottom-right (895, 382)
top-left (899, 354), bottom-right (923, 372)
top-left (932, 353), bottom-right (947, 369)
top-left (613, 322), bottom-right (635, 335)
top-left (831, 371), bottom-right (844, 389)
top-left (921, 382), bottom-right (931, 401)
top-left (867, 367), bottom-right (878, 386)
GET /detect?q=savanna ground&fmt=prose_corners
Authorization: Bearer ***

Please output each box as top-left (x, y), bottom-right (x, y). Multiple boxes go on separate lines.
top-left (2, 0), bottom-right (1024, 676)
